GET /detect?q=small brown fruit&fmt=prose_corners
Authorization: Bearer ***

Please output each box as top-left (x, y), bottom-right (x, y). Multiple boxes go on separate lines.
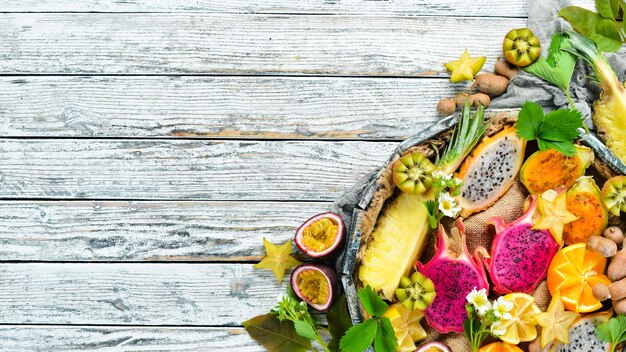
top-left (604, 226), bottom-right (624, 244)
top-left (471, 93), bottom-right (490, 108)
top-left (587, 235), bottom-right (617, 257)
top-left (592, 283), bottom-right (611, 301)
top-left (472, 73), bottom-right (509, 96)
top-left (454, 92), bottom-right (472, 109)
top-left (436, 98), bottom-right (456, 117)
top-left (609, 279), bottom-right (626, 301)
top-left (495, 58), bottom-right (519, 80)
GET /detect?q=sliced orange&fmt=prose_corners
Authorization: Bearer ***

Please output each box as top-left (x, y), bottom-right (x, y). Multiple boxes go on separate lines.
top-left (547, 243), bottom-right (611, 312)
top-left (497, 293), bottom-right (541, 345)
top-left (478, 342), bottom-right (523, 352)
top-left (384, 303), bottom-right (427, 352)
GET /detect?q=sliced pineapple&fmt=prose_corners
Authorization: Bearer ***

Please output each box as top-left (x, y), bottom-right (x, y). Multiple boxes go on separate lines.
top-left (359, 192), bottom-right (430, 300)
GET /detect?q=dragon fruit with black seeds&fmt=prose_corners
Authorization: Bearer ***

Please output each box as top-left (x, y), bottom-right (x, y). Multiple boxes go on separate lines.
top-left (530, 310), bottom-right (613, 352)
top-left (415, 219), bottom-right (489, 333)
top-left (475, 194), bottom-right (559, 294)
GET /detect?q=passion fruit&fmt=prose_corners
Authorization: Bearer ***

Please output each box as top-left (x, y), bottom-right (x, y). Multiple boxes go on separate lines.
top-left (503, 28), bottom-right (541, 67)
top-left (415, 341), bottom-right (451, 352)
top-left (294, 212), bottom-right (345, 259)
top-left (290, 263), bottom-right (336, 312)
top-left (392, 152), bottom-right (435, 194)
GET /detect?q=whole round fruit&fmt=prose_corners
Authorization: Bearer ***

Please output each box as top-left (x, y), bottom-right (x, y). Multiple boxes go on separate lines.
top-left (294, 212), bottom-right (345, 259)
top-left (290, 263), bottom-right (336, 311)
top-left (415, 341), bottom-right (451, 352)
top-left (503, 28), bottom-right (541, 67)
top-left (478, 342), bottom-right (523, 352)
top-left (392, 152), bottom-right (435, 194)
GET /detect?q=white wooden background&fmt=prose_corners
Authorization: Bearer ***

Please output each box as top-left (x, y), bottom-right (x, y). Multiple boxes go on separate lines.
top-left (0, 1), bottom-right (595, 350)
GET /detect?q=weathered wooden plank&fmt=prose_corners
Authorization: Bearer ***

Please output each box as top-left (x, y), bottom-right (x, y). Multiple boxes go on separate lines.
top-left (0, 14), bottom-right (525, 75)
top-left (0, 0), bottom-right (598, 17)
top-left (0, 139), bottom-right (393, 200)
top-left (0, 263), bottom-right (283, 325)
top-left (0, 200), bottom-right (329, 261)
top-left (0, 0), bottom-right (531, 16)
top-left (0, 76), bottom-right (458, 139)
top-left (0, 326), bottom-right (263, 352)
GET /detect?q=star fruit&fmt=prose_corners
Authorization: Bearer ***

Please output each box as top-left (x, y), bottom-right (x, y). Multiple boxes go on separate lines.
top-left (533, 188), bottom-right (578, 244)
top-left (533, 291), bottom-right (579, 348)
top-left (254, 238), bottom-right (301, 283)
top-left (444, 49), bottom-right (486, 83)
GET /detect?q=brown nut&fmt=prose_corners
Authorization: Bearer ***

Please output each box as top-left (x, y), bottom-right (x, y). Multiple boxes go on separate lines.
top-left (472, 73), bottom-right (509, 96)
top-left (436, 98), bottom-right (456, 117)
top-left (608, 248), bottom-right (626, 281)
top-left (609, 279), bottom-right (626, 301)
top-left (471, 93), bottom-right (490, 108)
top-left (593, 283), bottom-right (611, 301)
top-left (494, 58), bottom-right (519, 80)
top-left (587, 235), bottom-right (618, 257)
top-left (604, 226), bottom-right (624, 245)
top-left (613, 298), bottom-right (626, 315)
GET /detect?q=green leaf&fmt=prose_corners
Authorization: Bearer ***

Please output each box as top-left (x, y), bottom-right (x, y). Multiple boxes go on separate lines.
top-left (358, 285), bottom-right (389, 317)
top-left (327, 295), bottom-right (353, 352)
top-left (515, 101), bottom-right (544, 141)
top-left (559, 6), bottom-right (623, 52)
top-left (293, 320), bottom-right (318, 341)
top-left (538, 109), bottom-right (583, 142)
top-left (243, 314), bottom-right (312, 352)
top-left (596, 315), bottom-right (626, 350)
top-left (538, 139), bottom-right (577, 156)
top-left (340, 319), bottom-right (378, 352)
top-left (374, 317), bottom-right (398, 352)
top-left (524, 33), bottom-right (577, 91)
top-left (597, 0), bottom-right (615, 19)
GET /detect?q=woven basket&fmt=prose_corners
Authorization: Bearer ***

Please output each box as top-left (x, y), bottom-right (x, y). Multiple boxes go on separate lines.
top-left (339, 110), bottom-right (626, 351)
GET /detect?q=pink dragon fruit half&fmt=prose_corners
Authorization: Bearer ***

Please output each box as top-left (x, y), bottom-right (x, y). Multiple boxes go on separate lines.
top-left (415, 220), bottom-right (489, 333)
top-left (475, 194), bottom-right (559, 295)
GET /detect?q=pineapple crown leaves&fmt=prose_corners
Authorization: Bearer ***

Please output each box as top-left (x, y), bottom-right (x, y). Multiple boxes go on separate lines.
top-left (339, 285), bottom-right (398, 352)
top-left (437, 100), bottom-right (491, 174)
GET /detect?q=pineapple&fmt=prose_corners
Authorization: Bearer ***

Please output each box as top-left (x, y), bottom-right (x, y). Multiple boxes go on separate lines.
top-left (359, 192), bottom-right (430, 300)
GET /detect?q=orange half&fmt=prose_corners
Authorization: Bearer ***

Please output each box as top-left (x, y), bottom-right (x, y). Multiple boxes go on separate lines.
top-left (547, 243), bottom-right (611, 312)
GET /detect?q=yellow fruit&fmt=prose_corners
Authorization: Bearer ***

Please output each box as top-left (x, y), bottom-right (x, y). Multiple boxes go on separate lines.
top-left (384, 303), bottom-right (427, 352)
top-left (479, 342), bottom-right (523, 352)
top-left (547, 243), bottom-right (611, 313)
top-left (497, 293), bottom-right (541, 345)
top-left (359, 192), bottom-right (430, 299)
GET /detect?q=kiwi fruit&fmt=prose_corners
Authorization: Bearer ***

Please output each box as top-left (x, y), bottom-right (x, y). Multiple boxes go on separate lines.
top-left (503, 28), bottom-right (541, 67)
top-left (602, 175), bottom-right (626, 216)
top-left (392, 152), bottom-right (435, 194)
top-left (395, 271), bottom-right (436, 310)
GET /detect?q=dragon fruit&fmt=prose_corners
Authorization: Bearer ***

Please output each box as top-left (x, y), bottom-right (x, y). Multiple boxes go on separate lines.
top-left (476, 194), bottom-right (559, 294)
top-left (530, 310), bottom-right (612, 352)
top-left (415, 220), bottom-right (489, 333)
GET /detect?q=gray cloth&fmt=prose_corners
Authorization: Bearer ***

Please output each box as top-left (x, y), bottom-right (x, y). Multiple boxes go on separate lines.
top-left (491, 0), bottom-right (626, 130)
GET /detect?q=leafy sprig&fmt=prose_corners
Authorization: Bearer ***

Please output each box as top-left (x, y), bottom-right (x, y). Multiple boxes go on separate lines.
top-left (596, 314), bottom-right (626, 352)
top-left (339, 285), bottom-right (398, 352)
top-left (271, 286), bottom-right (331, 352)
top-left (559, 0), bottom-right (625, 53)
top-left (515, 101), bottom-right (584, 156)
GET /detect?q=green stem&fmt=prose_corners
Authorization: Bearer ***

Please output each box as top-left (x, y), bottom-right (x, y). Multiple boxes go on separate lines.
top-left (565, 88), bottom-right (591, 135)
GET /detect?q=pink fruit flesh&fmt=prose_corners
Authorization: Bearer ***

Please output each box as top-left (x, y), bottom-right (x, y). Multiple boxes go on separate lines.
top-left (290, 263), bottom-right (336, 311)
top-left (415, 220), bottom-right (489, 333)
top-left (415, 341), bottom-right (451, 352)
top-left (476, 195), bottom-right (559, 294)
top-left (294, 212), bottom-right (345, 258)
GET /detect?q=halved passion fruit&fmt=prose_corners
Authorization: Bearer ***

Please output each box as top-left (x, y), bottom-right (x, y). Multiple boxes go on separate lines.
top-left (415, 341), bottom-right (451, 352)
top-left (294, 212), bottom-right (345, 259)
top-left (290, 263), bottom-right (336, 312)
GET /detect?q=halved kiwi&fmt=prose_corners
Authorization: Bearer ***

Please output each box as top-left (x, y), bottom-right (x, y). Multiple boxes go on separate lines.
top-left (602, 175), bottom-right (626, 216)
top-left (503, 28), bottom-right (541, 67)
top-left (392, 153), bottom-right (435, 194)
top-left (395, 271), bottom-right (436, 310)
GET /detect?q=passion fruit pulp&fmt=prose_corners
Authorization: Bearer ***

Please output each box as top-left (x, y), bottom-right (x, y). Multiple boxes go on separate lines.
top-left (415, 341), bottom-right (451, 352)
top-left (290, 263), bottom-right (336, 311)
top-left (294, 212), bottom-right (345, 259)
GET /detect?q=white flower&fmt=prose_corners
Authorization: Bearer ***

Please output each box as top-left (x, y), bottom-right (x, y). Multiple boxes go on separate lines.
top-left (466, 288), bottom-right (490, 317)
top-left (493, 296), bottom-right (514, 320)
top-left (490, 321), bottom-right (506, 336)
top-left (432, 170), bottom-right (451, 181)
top-left (452, 177), bottom-right (464, 188)
top-left (438, 191), bottom-right (461, 218)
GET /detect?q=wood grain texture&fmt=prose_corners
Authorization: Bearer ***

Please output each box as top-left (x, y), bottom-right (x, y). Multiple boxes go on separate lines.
top-left (0, 200), bottom-right (330, 261)
top-left (0, 0), bottom-right (530, 16)
top-left (0, 139), bottom-right (394, 200)
top-left (0, 76), bottom-right (460, 139)
top-left (0, 0), bottom-right (597, 16)
top-left (0, 326), bottom-right (263, 352)
top-left (0, 14), bottom-right (524, 75)
top-left (0, 263), bottom-right (284, 325)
